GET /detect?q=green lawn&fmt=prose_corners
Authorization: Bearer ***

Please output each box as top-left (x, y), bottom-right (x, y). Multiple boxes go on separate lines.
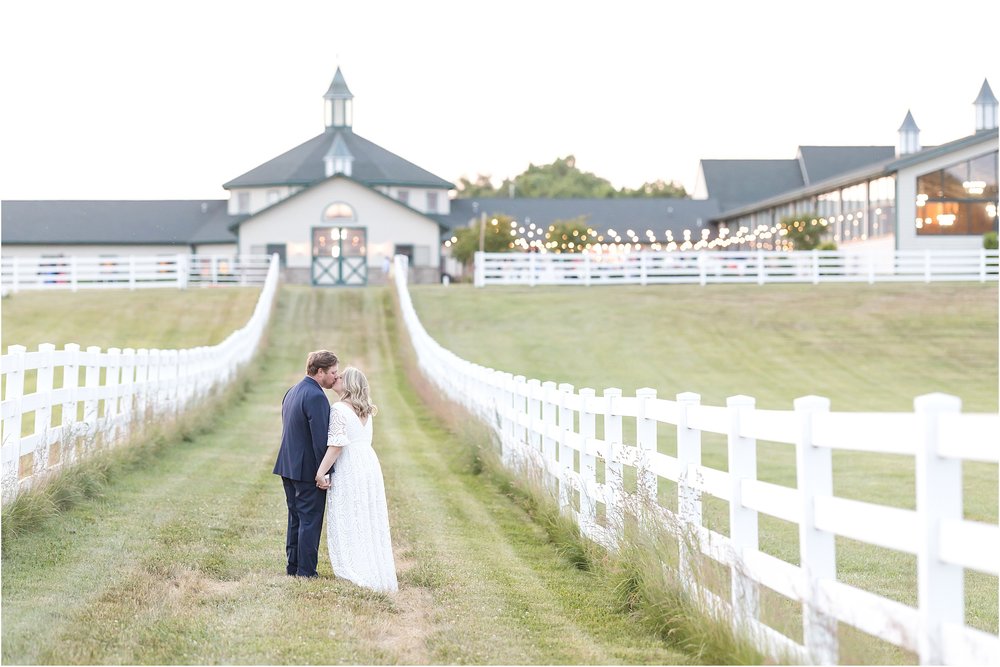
top-left (408, 281), bottom-right (999, 656)
top-left (2, 286), bottom-right (692, 665)
top-left (408, 282), bottom-right (997, 412)
top-left (1, 287), bottom-right (262, 352)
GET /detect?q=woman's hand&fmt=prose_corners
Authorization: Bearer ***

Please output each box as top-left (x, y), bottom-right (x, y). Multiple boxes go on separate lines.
top-left (315, 472), bottom-right (331, 489)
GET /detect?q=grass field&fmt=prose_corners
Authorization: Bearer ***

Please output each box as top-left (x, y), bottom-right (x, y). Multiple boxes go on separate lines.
top-left (2, 286), bottom-right (695, 665)
top-left (408, 281), bottom-right (999, 656)
top-left (1, 287), bottom-right (262, 351)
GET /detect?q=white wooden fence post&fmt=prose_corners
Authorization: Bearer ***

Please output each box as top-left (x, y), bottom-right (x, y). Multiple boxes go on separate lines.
top-left (33, 343), bottom-right (56, 478)
top-left (636, 387), bottom-right (658, 529)
top-left (699, 253), bottom-right (708, 286)
top-left (129, 256), bottom-right (137, 290)
top-left (135, 349), bottom-right (150, 419)
top-left (924, 249), bottom-right (932, 283)
top-left (499, 373), bottom-right (514, 467)
top-left (584, 253), bottom-right (592, 287)
top-left (1, 345), bottom-right (27, 503)
top-left (914, 393), bottom-right (963, 665)
top-left (83, 347), bottom-right (101, 443)
top-left (511, 375), bottom-right (527, 469)
top-left (794, 395), bottom-right (837, 665)
top-left (757, 249), bottom-right (765, 285)
top-left (578, 387), bottom-right (597, 537)
top-left (60, 343), bottom-right (80, 464)
top-left (867, 252), bottom-right (875, 285)
top-left (812, 249), bottom-right (820, 284)
top-left (980, 248), bottom-right (987, 282)
top-left (526, 378), bottom-right (541, 456)
top-left (105, 348), bottom-right (121, 444)
top-left (70, 256), bottom-right (78, 292)
top-left (474, 251), bottom-right (484, 288)
top-left (541, 381), bottom-right (558, 492)
top-left (12, 256), bottom-right (20, 293)
top-left (150, 349), bottom-right (165, 414)
top-left (676, 391), bottom-right (702, 590)
top-left (727, 394), bottom-right (760, 631)
top-left (557, 382), bottom-right (575, 514)
top-left (120, 348), bottom-right (136, 439)
top-left (603, 387), bottom-right (624, 543)
top-left (640, 252), bottom-right (648, 286)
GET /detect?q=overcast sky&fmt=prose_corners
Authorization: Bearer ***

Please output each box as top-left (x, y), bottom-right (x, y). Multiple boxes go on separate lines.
top-left (2, 0), bottom-right (997, 202)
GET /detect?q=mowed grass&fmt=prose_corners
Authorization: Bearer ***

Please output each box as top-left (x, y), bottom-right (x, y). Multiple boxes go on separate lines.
top-left (2, 286), bottom-right (691, 665)
top-left (1, 287), bottom-right (262, 351)
top-left (408, 281), bottom-right (999, 659)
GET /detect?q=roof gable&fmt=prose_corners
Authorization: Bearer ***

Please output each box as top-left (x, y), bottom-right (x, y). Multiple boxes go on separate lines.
top-left (796, 146), bottom-right (895, 185)
top-left (223, 130), bottom-right (454, 191)
top-left (698, 160), bottom-right (804, 210)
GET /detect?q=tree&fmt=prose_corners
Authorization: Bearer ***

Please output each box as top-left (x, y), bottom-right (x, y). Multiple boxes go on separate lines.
top-left (449, 214), bottom-right (517, 265)
top-left (543, 216), bottom-right (593, 253)
top-left (455, 174), bottom-right (500, 198)
top-left (618, 179), bottom-right (688, 198)
top-left (454, 155), bottom-right (689, 200)
top-left (778, 214), bottom-right (829, 250)
top-left (500, 156), bottom-right (617, 198)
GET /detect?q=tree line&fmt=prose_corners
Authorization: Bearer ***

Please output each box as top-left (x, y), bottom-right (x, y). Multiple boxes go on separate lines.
top-left (455, 155), bottom-right (687, 199)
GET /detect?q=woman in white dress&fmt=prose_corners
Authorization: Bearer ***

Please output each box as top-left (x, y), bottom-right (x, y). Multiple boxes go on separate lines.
top-left (315, 367), bottom-right (398, 593)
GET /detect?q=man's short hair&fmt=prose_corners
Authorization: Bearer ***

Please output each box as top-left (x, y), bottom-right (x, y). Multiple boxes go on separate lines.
top-left (306, 350), bottom-right (338, 376)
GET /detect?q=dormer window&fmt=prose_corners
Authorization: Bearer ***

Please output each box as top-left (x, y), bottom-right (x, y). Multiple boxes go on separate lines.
top-left (397, 190), bottom-right (409, 205)
top-left (426, 191), bottom-right (439, 212)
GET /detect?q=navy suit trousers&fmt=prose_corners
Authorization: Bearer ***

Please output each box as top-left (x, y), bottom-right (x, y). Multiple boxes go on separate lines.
top-left (282, 476), bottom-right (327, 577)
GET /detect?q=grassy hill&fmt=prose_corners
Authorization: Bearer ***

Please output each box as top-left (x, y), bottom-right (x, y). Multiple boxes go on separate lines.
top-left (1, 287), bottom-right (262, 351)
top-left (408, 281), bottom-right (999, 651)
top-left (408, 282), bottom-right (998, 412)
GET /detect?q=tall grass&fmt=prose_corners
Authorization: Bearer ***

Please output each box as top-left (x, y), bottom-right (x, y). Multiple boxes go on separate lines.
top-left (390, 286), bottom-right (773, 665)
top-left (1, 369), bottom-right (257, 547)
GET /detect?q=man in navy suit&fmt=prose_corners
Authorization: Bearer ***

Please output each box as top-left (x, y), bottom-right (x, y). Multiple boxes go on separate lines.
top-left (274, 349), bottom-right (338, 577)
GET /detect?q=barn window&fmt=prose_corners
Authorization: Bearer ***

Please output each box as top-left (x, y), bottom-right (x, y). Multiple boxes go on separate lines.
top-left (323, 202), bottom-right (356, 221)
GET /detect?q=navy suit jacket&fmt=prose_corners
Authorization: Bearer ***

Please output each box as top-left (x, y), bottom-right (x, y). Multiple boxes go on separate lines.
top-left (273, 376), bottom-right (332, 482)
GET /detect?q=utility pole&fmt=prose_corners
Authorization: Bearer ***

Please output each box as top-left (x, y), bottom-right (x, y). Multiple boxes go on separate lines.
top-left (479, 211), bottom-right (487, 254)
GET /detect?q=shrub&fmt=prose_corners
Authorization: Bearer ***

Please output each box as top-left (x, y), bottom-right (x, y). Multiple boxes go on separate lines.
top-left (778, 214), bottom-right (829, 250)
top-left (984, 232), bottom-right (998, 250)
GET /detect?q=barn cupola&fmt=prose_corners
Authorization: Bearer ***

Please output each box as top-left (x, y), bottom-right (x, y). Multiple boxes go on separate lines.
top-left (973, 78), bottom-right (998, 133)
top-left (897, 110), bottom-right (920, 156)
top-left (324, 131), bottom-right (354, 177)
top-left (324, 67), bottom-right (354, 131)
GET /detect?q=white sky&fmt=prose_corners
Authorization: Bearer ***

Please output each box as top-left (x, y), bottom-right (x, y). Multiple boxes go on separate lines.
top-left (2, 0), bottom-right (997, 201)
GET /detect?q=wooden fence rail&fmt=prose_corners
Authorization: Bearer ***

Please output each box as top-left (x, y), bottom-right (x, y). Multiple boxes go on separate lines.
top-left (0, 255), bottom-right (281, 503)
top-left (396, 255), bottom-right (1000, 665)
top-left (0, 254), bottom-right (273, 293)
top-left (473, 249), bottom-right (1000, 287)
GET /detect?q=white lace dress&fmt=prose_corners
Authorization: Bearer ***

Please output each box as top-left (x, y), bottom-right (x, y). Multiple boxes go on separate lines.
top-left (325, 401), bottom-right (398, 592)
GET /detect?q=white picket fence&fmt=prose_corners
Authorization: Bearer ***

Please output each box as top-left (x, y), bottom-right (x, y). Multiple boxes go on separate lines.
top-left (0, 255), bottom-right (281, 504)
top-left (0, 254), bottom-right (272, 293)
top-left (473, 249), bottom-right (1000, 287)
top-left (396, 255), bottom-right (1000, 665)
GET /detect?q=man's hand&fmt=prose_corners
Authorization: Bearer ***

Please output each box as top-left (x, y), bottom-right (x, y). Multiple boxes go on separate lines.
top-left (315, 473), bottom-right (331, 490)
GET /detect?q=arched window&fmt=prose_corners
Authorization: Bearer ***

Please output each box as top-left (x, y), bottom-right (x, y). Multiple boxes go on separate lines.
top-left (323, 202), bottom-right (356, 221)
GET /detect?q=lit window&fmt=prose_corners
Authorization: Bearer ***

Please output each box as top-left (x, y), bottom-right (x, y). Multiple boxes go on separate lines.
top-left (323, 202), bottom-right (355, 221)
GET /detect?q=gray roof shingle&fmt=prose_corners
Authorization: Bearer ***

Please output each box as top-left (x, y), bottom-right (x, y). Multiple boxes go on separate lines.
top-left (698, 160), bottom-right (805, 210)
top-left (2, 200), bottom-right (239, 246)
top-left (223, 130), bottom-right (454, 190)
top-left (796, 146), bottom-right (895, 185)
top-left (434, 198), bottom-right (721, 241)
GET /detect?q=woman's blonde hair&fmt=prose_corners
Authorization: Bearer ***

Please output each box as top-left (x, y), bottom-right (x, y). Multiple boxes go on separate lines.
top-left (339, 366), bottom-right (378, 419)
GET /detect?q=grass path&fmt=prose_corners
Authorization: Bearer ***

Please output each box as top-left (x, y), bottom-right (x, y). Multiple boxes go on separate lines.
top-left (2, 286), bottom-right (688, 665)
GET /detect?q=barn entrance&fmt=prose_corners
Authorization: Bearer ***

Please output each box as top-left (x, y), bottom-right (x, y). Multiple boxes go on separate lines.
top-left (312, 226), bottom-right (367, 286)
